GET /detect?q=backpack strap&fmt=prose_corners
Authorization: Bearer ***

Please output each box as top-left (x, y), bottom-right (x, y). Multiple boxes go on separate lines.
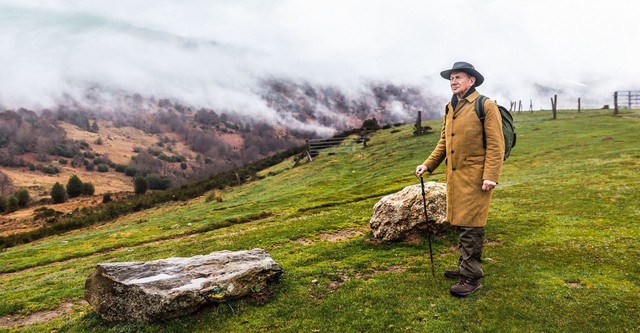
top-left (475, 95), bottom-right (488, 149)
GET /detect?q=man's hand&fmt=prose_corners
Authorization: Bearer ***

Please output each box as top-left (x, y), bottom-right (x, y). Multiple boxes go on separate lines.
top-left (415, 164), bottom-right (429, 177)
top-left (482, 180), bottom-right (497, 191)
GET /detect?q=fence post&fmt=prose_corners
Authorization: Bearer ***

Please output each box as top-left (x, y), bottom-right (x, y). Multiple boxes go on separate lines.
top-left (530, 99), bottom-right (533, 113)
top-left (551, 95), bottom-right (557, 119)
top-left (305, 139), bottom-right (313, 162)
top-left (614, 91), bottom-right (619, 115)
top-left (578, 98), bottom-right (581, 113)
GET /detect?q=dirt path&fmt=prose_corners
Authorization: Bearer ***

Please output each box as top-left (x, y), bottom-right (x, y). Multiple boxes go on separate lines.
top-left (0, 301), bottom-right (85, 329)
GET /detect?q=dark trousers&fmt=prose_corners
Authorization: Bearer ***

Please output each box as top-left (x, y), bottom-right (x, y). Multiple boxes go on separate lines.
top-left (457, 226), bottom-right (484, 279)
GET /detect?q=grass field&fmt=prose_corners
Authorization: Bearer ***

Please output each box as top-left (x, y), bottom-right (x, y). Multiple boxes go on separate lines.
top-left (0, 108), bottom-right (638, 332)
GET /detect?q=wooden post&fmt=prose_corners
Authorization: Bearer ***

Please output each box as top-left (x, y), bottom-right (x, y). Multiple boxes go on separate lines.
top-left (551, 94), bottom-right (557, 119)
top-left (518, 100), bottom-right (522, 112)
top-left (578, 98), bottom-right (581, 113)
top-left (360, 129), bottom-right (367, 148)
top-left (529, 99), bottom-right (533, 113)
top-left (414, 110), bottom-right (423, 135)
top-left (614, 91), bottom-right (619, 115)
top-left (305, 139), bottom-right (313, 162)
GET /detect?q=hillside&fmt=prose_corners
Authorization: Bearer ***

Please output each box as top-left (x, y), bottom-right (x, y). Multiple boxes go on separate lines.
top-left (0, 108), bottom-right (638, 332)
top-left (0, 80), bottom-right (440, 218)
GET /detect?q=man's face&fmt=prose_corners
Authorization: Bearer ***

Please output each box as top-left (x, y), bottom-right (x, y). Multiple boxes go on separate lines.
top-left (449, 71), bottom-right (476, 97)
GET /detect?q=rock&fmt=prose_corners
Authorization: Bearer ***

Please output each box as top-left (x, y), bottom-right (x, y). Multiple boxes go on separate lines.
top-left (369, 182), bottom-right (447, 241)
top-left (84, 248), bottom-right (283, 322)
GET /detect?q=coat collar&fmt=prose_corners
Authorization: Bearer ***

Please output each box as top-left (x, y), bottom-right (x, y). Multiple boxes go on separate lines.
top-left (451, 88), bottom-right (479, 110)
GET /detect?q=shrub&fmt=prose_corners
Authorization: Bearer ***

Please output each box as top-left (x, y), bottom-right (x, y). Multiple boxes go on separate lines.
top-left (82, 182), bottom-right (95, 196)
top-left (66, 175), bottom-right (84, 198)
top-left (6, 195), bottom-right (19, 212)
top-left (125, 166), bottom-right (137, 177)
top-left (93, 156), bottom-right (112, 165)
top-left (134, 176), bottom-right (148, 195)
top-left (205, 189), bottom-right (224, 203)
top-left (41, 164), bottom-right (60, 174)
top-left (0, 196), bottom-right (7, 213)
top-left (115, 164), bottom-right (126, 172)
top-left (58, 158), bottom-right (68, 165)
top-left (77, 140), bottom-right (90, 149)
top-left (85, 163), bottom-right (94, 171)
top-left (28, 162), bottom-right (36, 171)
top-left (180, 162), bottom-right (188, 170)
top-left (145, 173), bottom-right (170, 190)
top-left (33, 207), bottom-right (62, 221)
top-left (97, 164), bottom-right (109, 173)
top-left (147, 147), bottom-right (162, 156)
top-left (51, 182), bottom-right (67, 204)
top-left (14, 188), bottom-right (30, 207)
top-left (102, 193), bottom-right (112, 203)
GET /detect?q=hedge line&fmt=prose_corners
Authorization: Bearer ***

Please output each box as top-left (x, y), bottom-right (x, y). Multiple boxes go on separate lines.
top-left (0, 145), bottom-right (305, 249)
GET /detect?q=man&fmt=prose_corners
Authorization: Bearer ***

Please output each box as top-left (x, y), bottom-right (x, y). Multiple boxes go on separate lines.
top-left (415, 61), bottom-right (504, 297)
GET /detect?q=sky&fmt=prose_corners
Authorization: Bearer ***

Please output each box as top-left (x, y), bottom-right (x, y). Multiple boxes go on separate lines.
top-left (0, 0), bottom-right (638, 115)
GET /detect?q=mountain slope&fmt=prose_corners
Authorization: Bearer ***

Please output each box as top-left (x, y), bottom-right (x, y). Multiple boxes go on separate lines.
top-left (0, 109), bottom-right (638, 332)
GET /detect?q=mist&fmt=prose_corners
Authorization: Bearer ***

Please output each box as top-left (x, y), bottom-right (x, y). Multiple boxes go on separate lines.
top-left (0, 0), bottom-right (638, 120)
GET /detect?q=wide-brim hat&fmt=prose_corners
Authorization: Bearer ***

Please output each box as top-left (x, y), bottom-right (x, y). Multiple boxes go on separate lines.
top-left (440, 61), bottom-right (484, 86)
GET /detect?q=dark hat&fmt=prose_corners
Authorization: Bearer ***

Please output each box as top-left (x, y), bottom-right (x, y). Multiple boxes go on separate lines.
top-left (440, 61), bottom-right (484, 86)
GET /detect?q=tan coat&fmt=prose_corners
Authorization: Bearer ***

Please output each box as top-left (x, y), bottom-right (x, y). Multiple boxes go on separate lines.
top-left (423, 90), bottom-right (504, 227)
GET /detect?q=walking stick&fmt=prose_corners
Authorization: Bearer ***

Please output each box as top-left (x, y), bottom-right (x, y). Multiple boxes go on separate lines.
top-left (417, 175), bottom-right (436, 276)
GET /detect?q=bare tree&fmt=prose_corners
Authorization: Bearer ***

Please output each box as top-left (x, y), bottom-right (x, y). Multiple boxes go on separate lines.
top-left (0, 172), bottom-right (13, 196)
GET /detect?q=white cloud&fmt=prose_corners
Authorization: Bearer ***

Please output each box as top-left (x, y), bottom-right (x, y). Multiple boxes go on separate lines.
top-left (0, 0), bottom-right (637, 112)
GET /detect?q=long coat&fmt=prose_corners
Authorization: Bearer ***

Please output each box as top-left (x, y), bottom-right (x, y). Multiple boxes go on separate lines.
top-left (423, 90), bottom-right (504, 227)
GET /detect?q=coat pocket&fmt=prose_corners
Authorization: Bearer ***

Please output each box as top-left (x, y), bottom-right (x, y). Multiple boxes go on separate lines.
top-left (464, 156), bottom-right (485, 166)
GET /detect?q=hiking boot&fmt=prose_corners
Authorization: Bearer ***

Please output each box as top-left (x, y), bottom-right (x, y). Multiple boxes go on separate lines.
top-left (444, 269), bottom-right (461, 279)
top-left (449, 276), bottom-right (482, 297)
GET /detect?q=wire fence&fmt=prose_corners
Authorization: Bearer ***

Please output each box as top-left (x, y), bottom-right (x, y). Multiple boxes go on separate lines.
top-left (614, 91), bottom-right (640, 115)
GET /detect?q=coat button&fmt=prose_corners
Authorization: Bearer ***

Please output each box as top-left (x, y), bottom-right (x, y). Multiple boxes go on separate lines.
top-left (452, 167), bottom-right (456, 171)
top-left (451, 133), bottom-right (455, 136)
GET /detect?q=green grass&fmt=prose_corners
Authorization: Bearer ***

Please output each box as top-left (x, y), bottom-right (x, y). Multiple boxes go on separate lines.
top-left (0, 109), bottom-right (639, 332)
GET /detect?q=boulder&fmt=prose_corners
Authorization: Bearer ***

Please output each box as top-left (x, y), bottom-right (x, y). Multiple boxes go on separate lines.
top-left (370, 182), bottom-right (447, 241)
top-left (85, 248), bottom-right (283, 322)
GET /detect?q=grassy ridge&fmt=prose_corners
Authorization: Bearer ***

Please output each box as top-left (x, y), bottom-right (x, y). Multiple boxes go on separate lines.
top-left (0, 109), bottom-right (638, 332)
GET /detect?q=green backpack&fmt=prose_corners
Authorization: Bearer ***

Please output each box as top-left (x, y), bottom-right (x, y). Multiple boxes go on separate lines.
top-left (475, 95), bottom-right (516, 160)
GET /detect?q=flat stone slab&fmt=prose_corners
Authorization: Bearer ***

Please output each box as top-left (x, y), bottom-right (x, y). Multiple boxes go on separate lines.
top-left (85, 248), bottom-right (283, 322)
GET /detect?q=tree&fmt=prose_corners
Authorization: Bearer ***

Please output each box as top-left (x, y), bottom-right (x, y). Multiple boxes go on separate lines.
top-left (14, 188), bottom-right (30, 207)
top-left (6, 195), bottom-right (19, 212)
top-left (90, 120), bottom-right (100, 133)
top-left (0, 172), bottom-right (11, 195)
top-left (145, 173), bottom-right (170, 190)
top-left (82, 182), bottom-right (95, 196)
top-left (67, 174), bottom-right (84, 198)
top-left (51, 182), bottom-right (67, 204)
top-left (0, 195), bottom-right (7, 213)
top-left (134, 176), bottom-right (148, 195)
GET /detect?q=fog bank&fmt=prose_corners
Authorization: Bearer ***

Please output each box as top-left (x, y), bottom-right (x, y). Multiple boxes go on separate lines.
top-left (0, 0), bottom-right (637, 116)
